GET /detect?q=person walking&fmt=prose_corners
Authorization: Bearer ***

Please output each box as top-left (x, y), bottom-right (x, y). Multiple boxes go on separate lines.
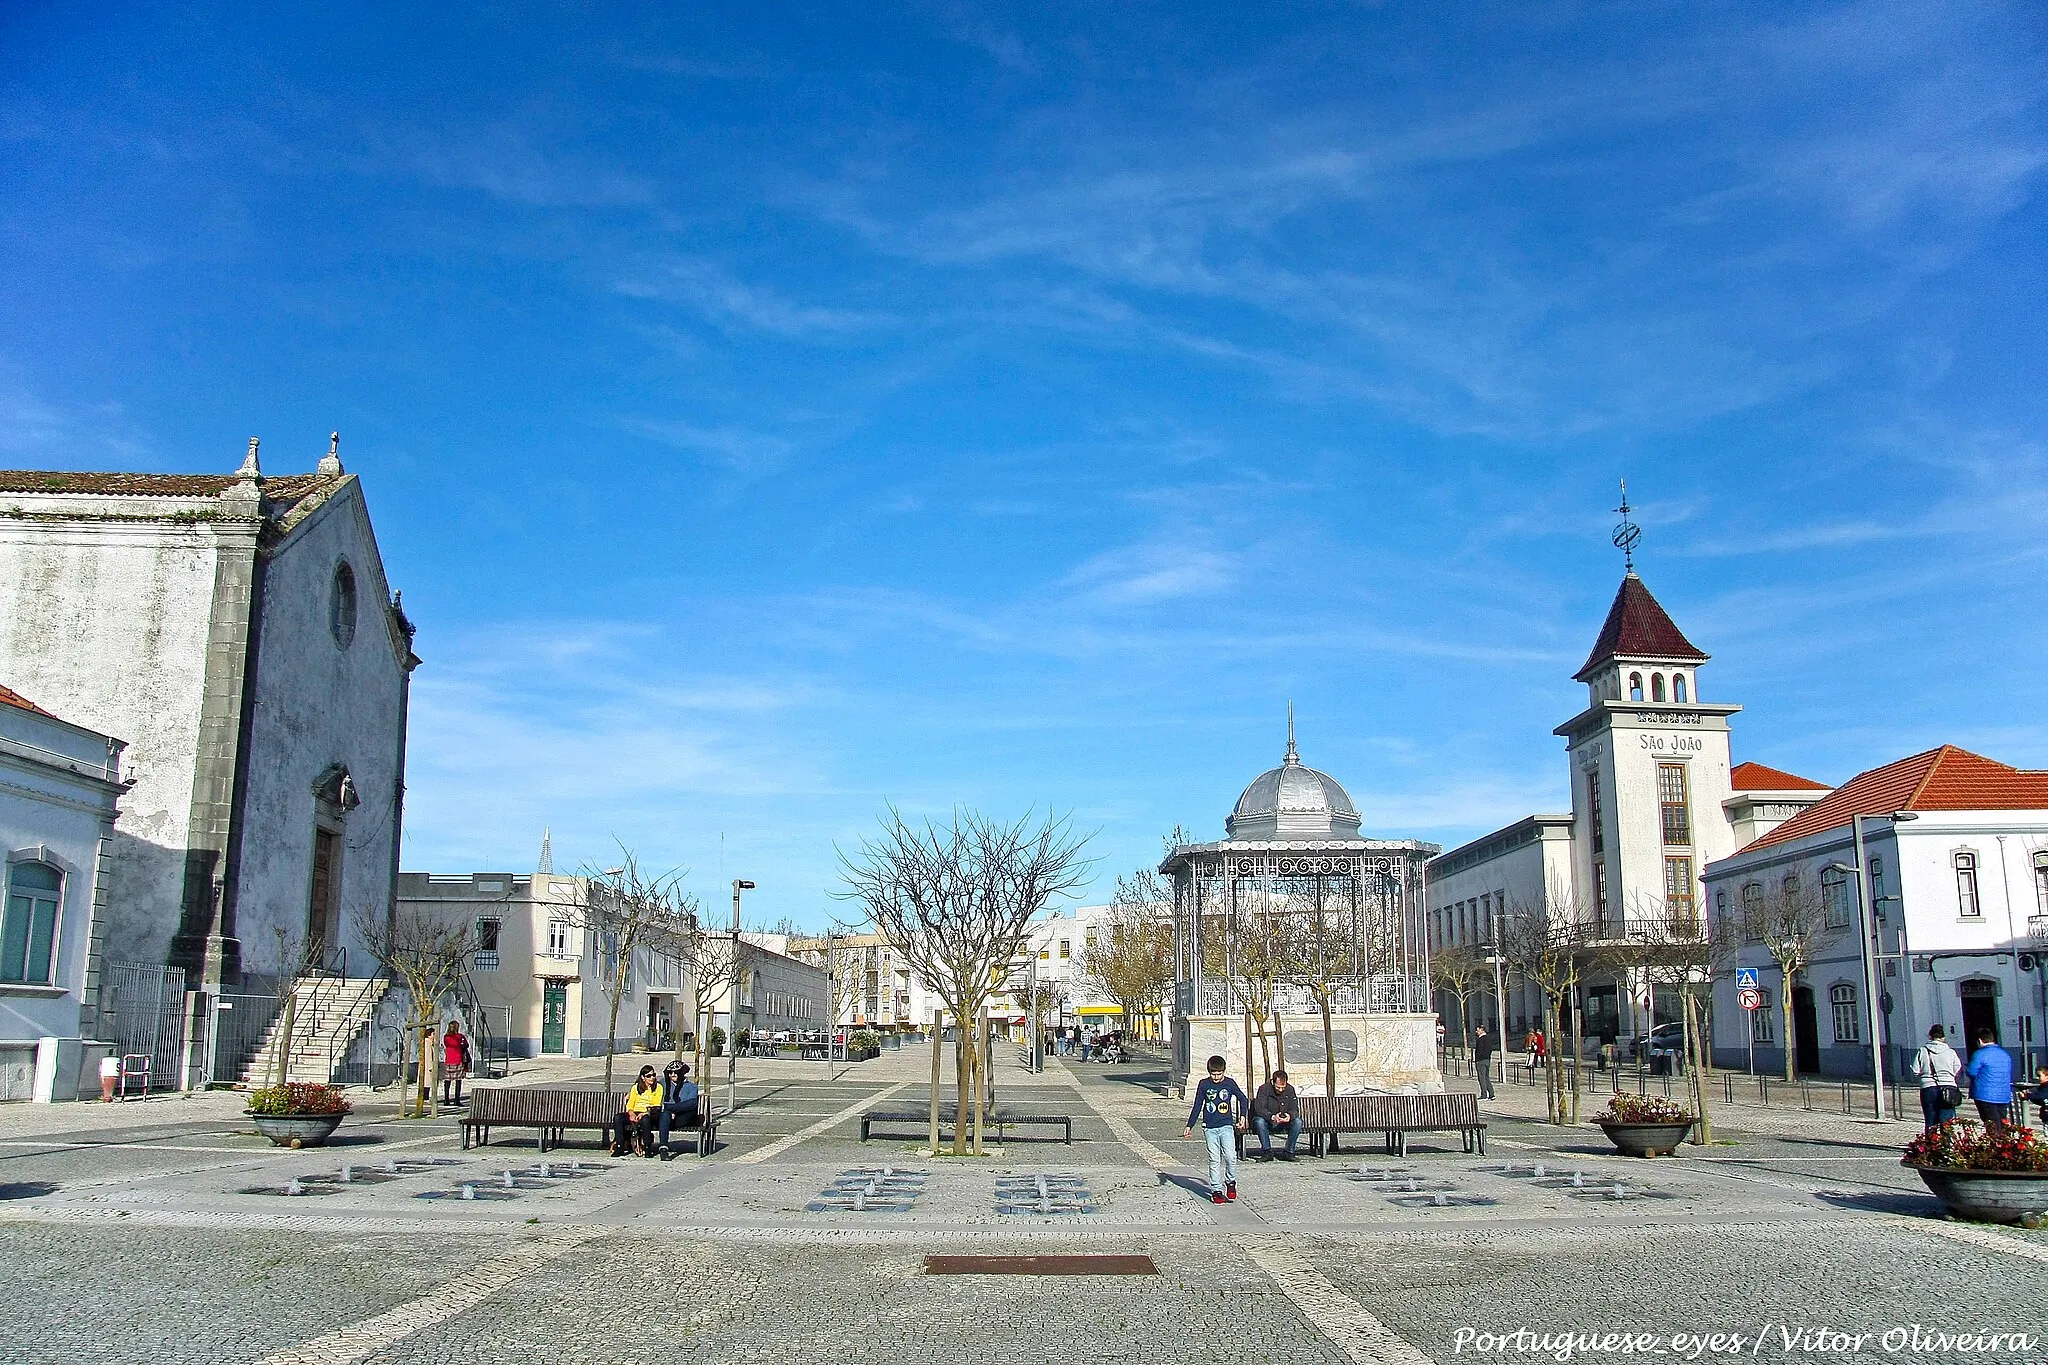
top-left (1963, 1030), bottom-right (2015, 1132)
top-left (1250, 1069), bottom-right (1303, 1160)
top-left (1183, 1054), bottom-right (1248, 1204)
top-left (1473, 1025), bottom-right (1497, 1100)
top-left (440, 1021), bottom-right (471, 1107)
top-left (1532, 1028), bottom-right (1548, 1070)
top-left (1525, 1027), bottom-right (1541, 1068)
top-left (1908, 1025), bottom-right (1963, 1131)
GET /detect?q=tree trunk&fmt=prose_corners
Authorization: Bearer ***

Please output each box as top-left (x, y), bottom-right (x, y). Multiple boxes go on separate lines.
top-left (952, 1013), bottom-right (970, 1156)
top-left (1318, 993), bottom-right (1337, 1098)
top-left (1779, 963), bottom-right (1797, 1082)
top-left (1242, 1010), bottom-right (1255, 1082)
top-left (1271, 1011), bottom-right (1286, 1082)
top-left (1569, 985), bottom-right (1584, 1123)
top-left (602, 967), bottom-right (626, 1093)
top-left (928, 1013), bottom-right (942, 1152)
top-left (1544, 997), bottom-right (1565, 1125)
top-left (1684, 987), bottom-right (1713, 1144)
top-left (273, 986), bottom-right (298, 1089)
top-left (420, 1021), bottom-right (438, 1118)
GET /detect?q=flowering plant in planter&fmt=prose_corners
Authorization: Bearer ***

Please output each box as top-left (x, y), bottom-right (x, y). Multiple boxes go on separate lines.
top-left (847, 1029), bottom-right (882, 1052)
top-left (1904, 1121), bottom-right (2048, 1172)
top-left (247, 1082), bottom-right (352, 1117)
top-left (1595, 1093), bottom-right (1693, 1124)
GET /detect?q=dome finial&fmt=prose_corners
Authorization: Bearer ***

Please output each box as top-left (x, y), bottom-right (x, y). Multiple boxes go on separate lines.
top-left (1284, 701), bottom-right (1298, 765)
top-left (1612, 478), bottom-right (1640, 574)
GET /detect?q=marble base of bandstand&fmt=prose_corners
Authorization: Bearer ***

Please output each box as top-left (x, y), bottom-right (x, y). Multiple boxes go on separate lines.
top-left (1177, 1012), bottom-right (1443, 1095)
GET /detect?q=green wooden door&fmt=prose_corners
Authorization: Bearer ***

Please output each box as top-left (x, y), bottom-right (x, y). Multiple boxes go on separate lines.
top-left (542, 981), bottom-right (567, 1054)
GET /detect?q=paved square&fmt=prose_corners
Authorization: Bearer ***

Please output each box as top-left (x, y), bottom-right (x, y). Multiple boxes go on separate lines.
top-left (1, 1049), bottom-right (2043, 1365)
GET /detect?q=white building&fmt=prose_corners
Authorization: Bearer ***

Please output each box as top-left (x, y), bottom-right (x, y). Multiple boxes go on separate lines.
top-left (1017, 903), bottom-right (1152, 1034)
top-left (1426, 567), bottom-right (1829, 1042)
top-left (699, 938), bottom-right (831, 1039)
top-left (396, 869), bottom-right (696, 1059)
top-left (0, 685), bottom-right (126, 1101)
top-left (1703, 745), bottom-right (2048, 1079)
top-left (0, 440), bottom-right (416, 992)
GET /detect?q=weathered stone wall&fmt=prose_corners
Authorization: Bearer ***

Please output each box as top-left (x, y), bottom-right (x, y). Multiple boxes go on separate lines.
top-left (1180, 1012), bottom-right (1442, 1095)
top-left (0, 504), bottom-right (223, 969)
top-left (237, 482), bottom-right (410, 975)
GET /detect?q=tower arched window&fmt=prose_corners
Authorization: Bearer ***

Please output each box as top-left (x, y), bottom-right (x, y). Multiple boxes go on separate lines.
top-left (1651, 674), bottom-right (1666, 702)
top-left (1673, 674), bottom-right (1688, 703)
top-left (1628, 673), bottom-right (1643, 702)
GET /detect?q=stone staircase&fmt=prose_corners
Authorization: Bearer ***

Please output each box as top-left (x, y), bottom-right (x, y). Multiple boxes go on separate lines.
top-left (240, 975), bottom-right (389, 1087)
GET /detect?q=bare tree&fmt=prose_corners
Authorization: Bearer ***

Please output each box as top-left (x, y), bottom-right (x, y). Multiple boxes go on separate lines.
top-left (676, 923), bottom-right (738, 1086)
top-left (258, 923), bottom-right (313, 1088)
top-left (1730, 871), bottom-right (1837, 1081)
top-left (1429, 945), bottom-right (1488, 1056)
top-left (354, 902), bottom-right (473, 1118)
top-left (1080, 882), bottom-right (1174, 1042)
top-left (1499, 880), bottom-right (1589, 1125)
top-left (838, 807), bottom-right (1093, 1155)
top-left (1201, 892), bottom-right (1290, 1080)
top-left (579, 850), bottom-right (699, 1091)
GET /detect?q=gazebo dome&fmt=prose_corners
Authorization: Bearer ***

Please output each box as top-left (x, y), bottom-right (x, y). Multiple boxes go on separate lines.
top-left (1225, 714), bottom-right (1361, 840)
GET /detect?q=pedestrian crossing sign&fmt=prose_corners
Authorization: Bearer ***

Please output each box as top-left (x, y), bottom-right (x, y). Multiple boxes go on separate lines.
top-left (1735, 967), bottom-right (1760, 989)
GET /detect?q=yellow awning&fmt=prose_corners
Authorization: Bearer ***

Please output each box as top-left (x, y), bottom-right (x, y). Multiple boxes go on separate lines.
top-left (1075, 1005), bottom-right (1124, 1016)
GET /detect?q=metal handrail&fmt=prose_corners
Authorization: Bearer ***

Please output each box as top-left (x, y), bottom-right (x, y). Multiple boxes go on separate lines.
top-left (324, 973), bottom-right (383, 1084)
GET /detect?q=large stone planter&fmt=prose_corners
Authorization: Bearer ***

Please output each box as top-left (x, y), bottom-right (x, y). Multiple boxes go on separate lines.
top-left (1595, 1118), bottom-right (1694, 1157)
top-left (1906, 1165), bottom-right (2048, 1225)
top-left (248, 1112), bottom-right (345, 1148)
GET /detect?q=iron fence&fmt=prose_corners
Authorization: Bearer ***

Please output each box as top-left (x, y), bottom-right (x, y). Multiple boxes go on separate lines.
top-left (103, 962), bottom-right (187, 1092)
top-left (205, 991), bottom-right (285, 1086)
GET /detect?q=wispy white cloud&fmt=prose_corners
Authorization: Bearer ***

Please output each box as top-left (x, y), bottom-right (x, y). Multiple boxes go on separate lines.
top-left (614, 257), bottom-right (890, 336)
top-left (618, 417), bottom-right (796, 476)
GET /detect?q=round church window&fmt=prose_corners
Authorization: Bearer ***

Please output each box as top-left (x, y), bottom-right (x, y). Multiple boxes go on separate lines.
top-left (330, 561), bottom-right (357, 648)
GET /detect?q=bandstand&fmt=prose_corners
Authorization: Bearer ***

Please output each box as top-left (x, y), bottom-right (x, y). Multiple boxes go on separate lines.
top-left (1162, 718), bottom-right (1442, 1095)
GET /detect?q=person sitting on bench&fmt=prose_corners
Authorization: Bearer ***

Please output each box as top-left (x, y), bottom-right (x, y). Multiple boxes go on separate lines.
top-left (613, 1065), bottom-right (663, 1157)
top-left (1251, 1068), bottom-right (1303, 1160)
top-left (656, 1059), bottom-right (701, 1159)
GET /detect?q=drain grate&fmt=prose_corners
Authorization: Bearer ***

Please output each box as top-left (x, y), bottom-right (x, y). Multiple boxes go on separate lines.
top-left (926, 1254), bottom-right (1155, 1276)
top-left (994, 1173), bottom-right (1095, 1215)
top-left (806, 1167), bottom-right (927, 1213)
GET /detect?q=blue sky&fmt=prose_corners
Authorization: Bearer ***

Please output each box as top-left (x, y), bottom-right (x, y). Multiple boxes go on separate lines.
top-left (4, 3), bottom-right (2044, 927)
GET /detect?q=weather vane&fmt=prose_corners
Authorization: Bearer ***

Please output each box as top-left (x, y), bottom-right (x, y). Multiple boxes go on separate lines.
top-left (1612, 479), bottom-right (1640, 572)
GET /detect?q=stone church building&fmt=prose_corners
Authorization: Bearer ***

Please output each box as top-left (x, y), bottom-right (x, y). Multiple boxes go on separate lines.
top-left (0, 437), bottom-right (416, 993)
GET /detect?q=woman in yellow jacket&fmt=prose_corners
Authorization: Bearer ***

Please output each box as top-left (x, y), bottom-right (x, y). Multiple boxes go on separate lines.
top-left (613, 1065), bottom-right (663, 1157)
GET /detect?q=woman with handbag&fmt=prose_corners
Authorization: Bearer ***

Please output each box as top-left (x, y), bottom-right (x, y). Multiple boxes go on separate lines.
top-left (1909, 1024), bottom-right (1964, 1131)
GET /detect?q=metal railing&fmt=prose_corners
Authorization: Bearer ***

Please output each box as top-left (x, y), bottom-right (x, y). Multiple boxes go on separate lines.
top-left (1441, 1051), bottom-right (1909, 1116)
top-left (325, 975), bottom-right (387, 1085)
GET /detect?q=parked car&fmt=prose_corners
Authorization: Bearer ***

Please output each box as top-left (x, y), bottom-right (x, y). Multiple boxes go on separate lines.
top-left (1629, 1022), bottom-right (1686, 1061)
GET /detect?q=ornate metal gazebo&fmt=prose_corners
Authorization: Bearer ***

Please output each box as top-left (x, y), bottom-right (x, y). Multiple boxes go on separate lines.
top-left (1159, 715), bottom-right (1440, 1093)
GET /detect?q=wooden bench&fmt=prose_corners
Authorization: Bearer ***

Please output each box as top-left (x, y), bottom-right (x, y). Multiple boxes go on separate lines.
top-left (1299, 1093), bottom-right (1486, 1157)
top-left (460, 1086), bottom-right (720, 1156)
top-left (860, 1105), bottom-right (1072, 1145)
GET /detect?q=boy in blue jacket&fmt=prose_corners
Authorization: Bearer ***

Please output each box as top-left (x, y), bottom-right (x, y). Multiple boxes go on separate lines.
top-left (1184, 1054), bottom-right (1249, 1204)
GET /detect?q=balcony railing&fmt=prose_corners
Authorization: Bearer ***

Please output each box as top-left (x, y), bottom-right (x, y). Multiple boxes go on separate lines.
top-left (1575, 916), bottom-right (1704, 945)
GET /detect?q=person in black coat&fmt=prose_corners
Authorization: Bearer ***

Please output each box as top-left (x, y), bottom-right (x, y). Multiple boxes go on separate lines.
top-left (1473, 1025), bottom-right (1497, 1100)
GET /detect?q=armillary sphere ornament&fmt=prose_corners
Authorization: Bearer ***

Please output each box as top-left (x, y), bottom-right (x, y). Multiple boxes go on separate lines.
top-left (1612, 479), bottom-right (1641, 571)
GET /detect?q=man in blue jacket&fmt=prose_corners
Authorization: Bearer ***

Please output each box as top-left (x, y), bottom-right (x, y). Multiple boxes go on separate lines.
top-left (1184, 1054), bottom-right (1249, 1204)
top-left (1964, 1030), bottom-right (2014, 1132)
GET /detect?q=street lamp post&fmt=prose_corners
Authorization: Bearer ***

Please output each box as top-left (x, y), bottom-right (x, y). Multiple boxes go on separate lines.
top-left (727, 878), bottom-right (754, 1117)
top-left (1835, 811), bottom-right (1916, 1122)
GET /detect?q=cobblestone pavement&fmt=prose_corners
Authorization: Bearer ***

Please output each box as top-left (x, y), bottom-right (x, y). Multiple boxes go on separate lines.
top-left (0, 1044), bottom-right (2043, 1365)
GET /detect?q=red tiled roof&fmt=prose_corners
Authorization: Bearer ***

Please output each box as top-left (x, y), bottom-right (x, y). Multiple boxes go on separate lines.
top-left (1575, 574), bottom-right (1709, 680)
top-left (1729, 761), bottom-right (1829, 792)
top-left (0, 470), bottom-right (337, 503)
top-left (0, 684), bottom-right (52, 716)
top-left (1743, 745), bottom-right (2048, 852)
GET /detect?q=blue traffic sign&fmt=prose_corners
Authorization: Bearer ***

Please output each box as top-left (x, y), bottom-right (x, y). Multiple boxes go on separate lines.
top-left (1735, 967), bottom-right (1760, 989)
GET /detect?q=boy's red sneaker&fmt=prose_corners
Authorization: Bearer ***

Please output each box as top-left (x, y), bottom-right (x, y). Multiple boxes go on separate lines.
top-left (1226, 1183), bottom-right (1238, 1200)
top-left (1210, 1192), bottom-right (1226, 1204)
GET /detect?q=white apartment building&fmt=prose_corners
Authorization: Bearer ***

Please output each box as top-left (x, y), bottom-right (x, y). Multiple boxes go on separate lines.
top-left (1703, 745), bottom-right (2048, 1079)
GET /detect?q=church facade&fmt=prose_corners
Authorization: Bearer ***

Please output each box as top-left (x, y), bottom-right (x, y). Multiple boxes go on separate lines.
top-left (1426, 570), bottom-right (1829, 1043)
top-left (0, 438), bottom-right (417, 992)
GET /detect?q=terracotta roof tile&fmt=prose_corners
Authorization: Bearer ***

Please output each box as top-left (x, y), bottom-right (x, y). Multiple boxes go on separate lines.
top-left (1729, 761), bottom-right (1829, 792)
top-left (1742, 745), bottom-right (2048, 852)
top-left (1575, 574), bottom-right (1709, 680)
top-left (0, 684), bottom-right (52, 716)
